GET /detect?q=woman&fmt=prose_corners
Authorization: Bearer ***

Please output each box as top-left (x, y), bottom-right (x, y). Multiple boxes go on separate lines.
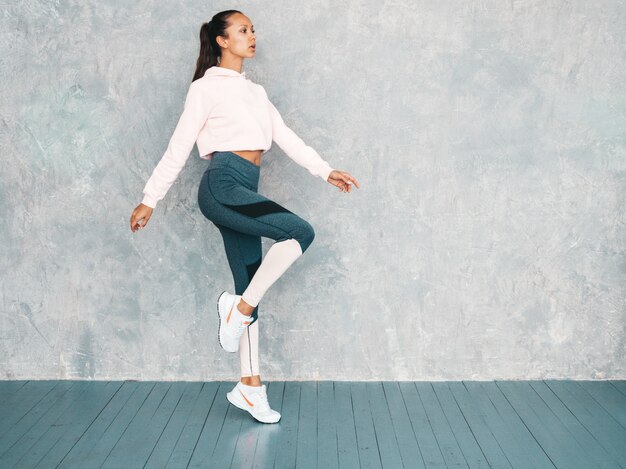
top-left (129, 10), bottom-right (359, 424)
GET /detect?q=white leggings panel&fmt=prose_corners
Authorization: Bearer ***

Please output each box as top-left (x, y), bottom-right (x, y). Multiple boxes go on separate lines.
top-left (240, 319), bottom-right (259, 377)
top-left (238, 238), bottom-right (303, 377)
top-left (241, 238), bottom-right (303, 307)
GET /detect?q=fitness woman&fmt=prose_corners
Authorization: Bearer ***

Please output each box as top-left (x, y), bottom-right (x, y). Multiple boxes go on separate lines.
top-left (129, 10), bottom-right (359, 423)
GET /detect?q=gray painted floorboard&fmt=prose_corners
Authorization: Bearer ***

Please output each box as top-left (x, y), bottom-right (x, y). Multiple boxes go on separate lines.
top-left (0, 380), bottom-right (623, 468)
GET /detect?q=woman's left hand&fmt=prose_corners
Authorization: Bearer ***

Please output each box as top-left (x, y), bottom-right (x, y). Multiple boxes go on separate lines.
top-left (327, 170), bottom-right (360, 193)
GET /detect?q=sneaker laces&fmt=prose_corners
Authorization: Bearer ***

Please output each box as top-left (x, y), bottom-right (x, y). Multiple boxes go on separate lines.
top-left (226, 307), bottom-right (250, 337)
top-left (234, 315), bottom-right (251, 334)
top-left (256, 390), bottom-right (271, 411)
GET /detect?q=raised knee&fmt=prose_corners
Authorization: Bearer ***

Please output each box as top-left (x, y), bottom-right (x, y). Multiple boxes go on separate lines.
top-left (297, 222), bottom-right (315, 253)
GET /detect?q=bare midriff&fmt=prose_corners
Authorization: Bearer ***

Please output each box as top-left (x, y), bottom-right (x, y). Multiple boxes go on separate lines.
top-left (231, 150), bottom-right (263, 166)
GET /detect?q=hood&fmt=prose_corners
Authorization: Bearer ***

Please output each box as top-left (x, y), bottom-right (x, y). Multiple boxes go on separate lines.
top-left (204, 66), bottom-right (246, 78)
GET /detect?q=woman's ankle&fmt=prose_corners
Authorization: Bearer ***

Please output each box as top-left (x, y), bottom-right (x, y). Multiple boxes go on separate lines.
top-left (237, 298), bottom-right (254, 315)
top-left (241, 375), bottom-right (262, 386)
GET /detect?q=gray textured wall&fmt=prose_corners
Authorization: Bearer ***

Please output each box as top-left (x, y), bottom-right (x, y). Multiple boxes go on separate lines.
top-left (1, 1), bottom-right (624, 381)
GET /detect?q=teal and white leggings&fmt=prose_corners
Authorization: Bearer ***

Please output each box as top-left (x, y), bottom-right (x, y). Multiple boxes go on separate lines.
top-left (197, 151), bottom-right (316, 377)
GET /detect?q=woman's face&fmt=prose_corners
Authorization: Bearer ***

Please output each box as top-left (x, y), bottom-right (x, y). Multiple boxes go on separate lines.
top-left (220, 13), bottom-right (256, 59)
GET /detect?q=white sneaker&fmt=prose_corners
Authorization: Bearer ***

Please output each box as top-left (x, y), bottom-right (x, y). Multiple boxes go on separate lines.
top-left (217, 291), bottom-right (252, 353)
top-left (226, 382), bottom-right (281, 424)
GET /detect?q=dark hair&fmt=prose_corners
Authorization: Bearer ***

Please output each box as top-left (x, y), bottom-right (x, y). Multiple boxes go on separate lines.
top-left (192, 10), bottom-right (242, 82)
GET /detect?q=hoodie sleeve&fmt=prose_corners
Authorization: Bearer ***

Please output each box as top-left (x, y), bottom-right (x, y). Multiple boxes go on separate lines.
top-left (266, 97), bottom-right (334, 182)
top-left (141, 81), bottom-right (212, 208)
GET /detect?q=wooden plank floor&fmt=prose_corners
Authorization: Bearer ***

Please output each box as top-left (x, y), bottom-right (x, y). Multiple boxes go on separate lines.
top-left (0, 380), bottom-right (624, 468)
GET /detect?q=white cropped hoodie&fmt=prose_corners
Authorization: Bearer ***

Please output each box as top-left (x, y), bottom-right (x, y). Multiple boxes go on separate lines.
top-left (141, 65), bottom-right (335, 208)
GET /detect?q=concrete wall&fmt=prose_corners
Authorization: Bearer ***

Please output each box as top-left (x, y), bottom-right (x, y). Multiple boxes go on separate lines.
top-left (1, 0), bottom-right (624, 380)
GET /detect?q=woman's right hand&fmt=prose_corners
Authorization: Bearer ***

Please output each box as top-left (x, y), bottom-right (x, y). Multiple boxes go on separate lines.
top-left (130, 203), bottom-right (154, 232)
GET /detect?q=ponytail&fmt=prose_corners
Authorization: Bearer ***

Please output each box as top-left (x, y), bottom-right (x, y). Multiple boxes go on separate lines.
top-left (192, 10), bottom-right (241, 82)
